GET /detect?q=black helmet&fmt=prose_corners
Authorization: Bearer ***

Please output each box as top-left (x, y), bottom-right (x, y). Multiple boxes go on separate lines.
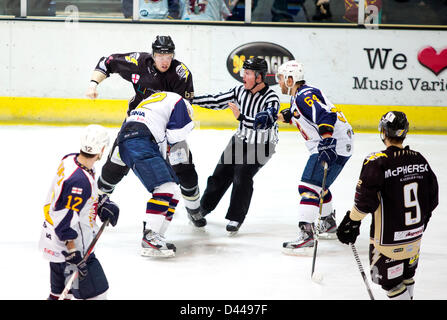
top-left (378, 111), bottom-right (409, 139)
top-left (243, 57), bottom-right (268, 79)
top-left (152, 36), bottom-right (175, 54)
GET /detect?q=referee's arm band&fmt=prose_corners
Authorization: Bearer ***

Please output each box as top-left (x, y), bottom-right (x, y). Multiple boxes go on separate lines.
top-left (237, 114), bottom-right (246, 121)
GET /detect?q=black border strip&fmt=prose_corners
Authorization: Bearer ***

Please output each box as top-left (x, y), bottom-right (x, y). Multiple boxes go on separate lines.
top-left (1, 16), bottom-right (446, 31)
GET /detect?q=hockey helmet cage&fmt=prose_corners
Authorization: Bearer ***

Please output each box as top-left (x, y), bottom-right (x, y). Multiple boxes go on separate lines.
top-left (80, 124), bottom-right (110, 155)
top-left (378, 111), bottom-right (409, 139)
top-left (276, 60), bottom-right (304, 84)
top-left (152, 36), bottom-right (175, 55)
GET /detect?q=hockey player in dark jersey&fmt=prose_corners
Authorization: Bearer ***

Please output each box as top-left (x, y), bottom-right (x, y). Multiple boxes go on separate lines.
top-left (86, 35), bottom-right (202, 224)
top-left (337, 111), bottom-right (439, 300)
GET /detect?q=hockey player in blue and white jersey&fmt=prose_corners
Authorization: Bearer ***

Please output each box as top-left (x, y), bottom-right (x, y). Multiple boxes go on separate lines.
top-left (117, 91), bottom-right (194, 257)
top-left (276, 60), bottom-right (354, 254)
top-left (39, 125), bottom-right (120, 300)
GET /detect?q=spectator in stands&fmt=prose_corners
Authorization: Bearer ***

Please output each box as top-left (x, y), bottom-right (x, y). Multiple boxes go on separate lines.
top-left (181, 0), bottom-right (231, 21)
top-left (312, 0), bottom-right (331, 21)
top-left (272, 0), bottom-right (297, 22)
top-left (122, 0), bottom-right (181, 19)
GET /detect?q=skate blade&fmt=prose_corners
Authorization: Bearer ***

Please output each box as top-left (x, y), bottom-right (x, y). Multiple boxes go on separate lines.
top-left (188, 221), bottom-right (207, 231)
top-left (141, 248), bottom-right (175, 258)
top-left (227, 230), bottom-right (239, 236)
top-left (281, 247), bottom-right (314, 256)
top-left (317, 232), bottom-right (337, 240)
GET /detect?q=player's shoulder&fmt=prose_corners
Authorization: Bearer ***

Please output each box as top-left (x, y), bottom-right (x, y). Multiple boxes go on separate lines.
top-left (296, 84), bottom-right (322, 97)
top-left (62, 165), bottom-right (94, 197)
top-left (121, 52), bottom-right (149, 65)
top-left (362, 150), bottom-right (389, 166)
top-left (294, 85), bottom-right (322, 104)
top-left (171, 59), bottom-right (191, 71)
top-left (61, 153), bottom-right (77, 162)
top-left (169, 59), bottom-right (192, 80)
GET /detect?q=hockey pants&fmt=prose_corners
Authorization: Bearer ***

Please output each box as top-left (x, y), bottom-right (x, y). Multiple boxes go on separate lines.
top-left (99, 136), bottom-right (199, 197)
top-left (200, 135), bottom-right (275, 224)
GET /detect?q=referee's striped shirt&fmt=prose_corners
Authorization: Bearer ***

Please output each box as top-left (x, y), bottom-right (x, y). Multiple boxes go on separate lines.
top-left (193, 84), bottom-right (280, 145)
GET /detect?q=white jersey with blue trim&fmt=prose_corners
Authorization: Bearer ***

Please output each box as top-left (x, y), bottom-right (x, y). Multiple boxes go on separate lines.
top-left (289, 84), bottom-right (354, 156)
top-left (127, 91), bottom-right (194, 157)
top-left (39, 154), bottom-right (99, 263)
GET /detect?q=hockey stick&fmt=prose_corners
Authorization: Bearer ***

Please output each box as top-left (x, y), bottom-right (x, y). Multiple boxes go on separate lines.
top-left (58, 219), bottom-right (109, 300)
top-left (311, 161), bottom-right (328, 281)
top-left (350, 243), bottom-right (375, 300)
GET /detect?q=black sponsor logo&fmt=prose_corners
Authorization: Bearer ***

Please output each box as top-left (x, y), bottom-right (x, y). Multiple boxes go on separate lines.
top-left (226, 42), bottom-right (295, 85)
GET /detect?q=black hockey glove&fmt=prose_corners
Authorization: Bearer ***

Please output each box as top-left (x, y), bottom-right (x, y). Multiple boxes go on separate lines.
top-left (317, 137), bottom-right (338, 165)
top-left (254, 108), bottom-right (278, 130)
top-left (280, 108), bottom-right (293, 123)
top-left (62, 249), bottom-right (88, 277)
top-left (336, 211), bottom-right (361, 245)
top-left (97, 194), bottom-right (120, 227)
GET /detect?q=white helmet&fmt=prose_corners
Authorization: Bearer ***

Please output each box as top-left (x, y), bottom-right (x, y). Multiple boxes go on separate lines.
top-left (276, 60), bottom-right (305, 84)
top-left (80, 124), bottom-right (110, 155)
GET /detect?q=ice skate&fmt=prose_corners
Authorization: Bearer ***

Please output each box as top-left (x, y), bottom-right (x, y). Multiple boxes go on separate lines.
top-left (316, 210), bottom-right (337, 240)
top-left (226, 221), bottom-right (241, 235)
top-left (282, 223), bottom-right (315, 256)
top-left (186, 207), bottom-right (207, 228)
top-left (141, 229), bottom-right (176, 257)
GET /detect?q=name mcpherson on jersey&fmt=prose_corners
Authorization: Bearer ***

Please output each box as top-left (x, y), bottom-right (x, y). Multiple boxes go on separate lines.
top-left (385, 163), bottom-right (430, 178)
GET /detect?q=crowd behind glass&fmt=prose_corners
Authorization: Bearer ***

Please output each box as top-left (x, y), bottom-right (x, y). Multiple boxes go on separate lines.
top-left (1, 0), bottom-right (446, 26)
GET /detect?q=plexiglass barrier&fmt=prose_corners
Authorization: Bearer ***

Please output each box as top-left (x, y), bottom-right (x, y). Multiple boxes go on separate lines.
top-left (0, 0), bottom-right (446, 26)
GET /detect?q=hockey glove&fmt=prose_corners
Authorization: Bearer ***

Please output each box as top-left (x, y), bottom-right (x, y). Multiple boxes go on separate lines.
top-left (317, 137), bottom-right (338, 165)
top-left (336, 211), bottom-right (361, 245)
top-left (62, 249), bottom-right (88, 277)
top-left (254, 108), bottom-right (278, 130)
top-left (97, 194), bottom-right (120, 227)
top-left (280, 108), bottom-right (293, 123)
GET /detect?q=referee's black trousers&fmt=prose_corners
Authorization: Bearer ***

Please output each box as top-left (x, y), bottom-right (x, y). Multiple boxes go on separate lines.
top-left (200, 135), bottom-right (275, 224)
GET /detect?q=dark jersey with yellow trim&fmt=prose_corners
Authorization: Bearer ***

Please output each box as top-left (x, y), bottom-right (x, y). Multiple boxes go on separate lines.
top-left (353, 145), bottom-right (438, 259)
top-left (94, 52), bottom-right (194, 114)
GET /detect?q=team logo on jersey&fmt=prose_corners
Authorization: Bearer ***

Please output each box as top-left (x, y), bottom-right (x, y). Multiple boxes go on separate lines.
top-left (71, 187), bottom-right (83, 195)
top-left (131, 74), bottom-right (140, 84)
top-left (226, 42), bottom-right (295, 85)
top-left (176, 64), bottom-right (190, 81)
top-left (363, 152), bottom-right (387, 165)
top-left (125, 53), bottom-right (140, 66)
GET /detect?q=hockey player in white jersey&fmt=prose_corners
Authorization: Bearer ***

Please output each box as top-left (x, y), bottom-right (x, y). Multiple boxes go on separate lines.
top-left (117, 91), bottom-right (194, 257)
top-left (39, 125), bottom-right (120, 300)
top-left (276, 60), bottom-right (354, 255)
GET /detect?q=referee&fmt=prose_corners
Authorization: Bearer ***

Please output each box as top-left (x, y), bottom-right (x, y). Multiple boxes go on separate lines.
top-left (191, 57), bottom-right (280, 233)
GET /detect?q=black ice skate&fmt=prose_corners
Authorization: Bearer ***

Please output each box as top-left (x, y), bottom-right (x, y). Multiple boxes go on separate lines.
top-left (187, 207), bottom-right (207, 228)
top-left (226, 221), bottom-right (241, 235)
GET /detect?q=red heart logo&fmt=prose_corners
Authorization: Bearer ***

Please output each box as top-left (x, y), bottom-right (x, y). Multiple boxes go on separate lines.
top-left (417, 46), bottom-right (447, 76)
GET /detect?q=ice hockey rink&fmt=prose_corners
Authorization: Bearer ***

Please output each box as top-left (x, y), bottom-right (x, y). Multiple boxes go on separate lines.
top-left (0, 125), bottom-right (445, 300)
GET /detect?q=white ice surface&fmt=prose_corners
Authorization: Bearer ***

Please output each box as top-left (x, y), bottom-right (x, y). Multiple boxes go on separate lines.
top-left (0, 126), bottom-right (445, 300)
